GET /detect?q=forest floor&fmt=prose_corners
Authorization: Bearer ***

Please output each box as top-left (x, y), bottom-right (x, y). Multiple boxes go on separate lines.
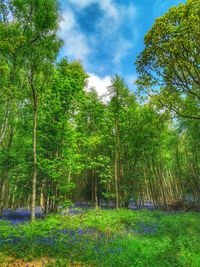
top-left (0, 255), bottom-right (85, 267)
top-left (0, 208), bottom-right (200, 267)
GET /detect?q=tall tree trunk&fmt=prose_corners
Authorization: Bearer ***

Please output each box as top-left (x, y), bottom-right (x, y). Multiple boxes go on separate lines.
top-left (176, 142), bottom-right (184, 197)
top-left (114, 145), bottom-right (119, 208)
top-left (0, 106), bottom-right (9, 147)
top-left (0, 172), bottom-right (6, 216)
top-left (94, 170), bottom-right (98, 209)
top-left (40, 180), bottom-right (45, 212)
top-left (31, 76), bottom-right (38, 222)
top-left (0, 126), bottom-right (14, 215)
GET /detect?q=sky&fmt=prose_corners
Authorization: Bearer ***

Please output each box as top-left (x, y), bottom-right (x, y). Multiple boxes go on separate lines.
top-left (58, 0), bottom-right (186, 96)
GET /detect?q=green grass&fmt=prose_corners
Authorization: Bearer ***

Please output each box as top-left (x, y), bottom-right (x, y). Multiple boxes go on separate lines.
top-left (0, 209), bottom-right (200, 266)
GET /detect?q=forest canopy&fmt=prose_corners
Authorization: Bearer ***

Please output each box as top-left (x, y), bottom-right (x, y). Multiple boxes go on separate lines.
top-left (136, 0), bottom-right (200, 120)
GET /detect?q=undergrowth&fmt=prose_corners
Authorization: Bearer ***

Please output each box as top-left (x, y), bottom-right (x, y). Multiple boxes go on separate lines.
top-left (0, 209), bottom-right (199, 266)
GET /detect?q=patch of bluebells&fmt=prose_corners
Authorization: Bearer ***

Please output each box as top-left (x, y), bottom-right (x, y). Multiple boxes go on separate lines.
top-left (0, 234), bottom-right (25, 246)
top-left (60, 204), bottom-right (86, 216)
top-left (0, 225), bottom-right (124, 259)
top-left (66, 201), bottom-right (114, 213)
top-left (0, 207), bottom-right (44, 224)
top-left (128, 201), bottom-right (155, 211)
top-left (65, 201), bottom-right (121, 210)
top-left (127, 222), bottom-right (157, 235)
top-left (0, 217), bottom-right (158, 254)
top-left (59, 228), bottom-right (122, 257)
top-left (0, 205), bottom-right (158, 260)
top-left (72, 200), bottom-right (156, 210)
top-left (58, 200), bottom-right (156, 212)
top-left (55, 227), bottom-right (108, 246)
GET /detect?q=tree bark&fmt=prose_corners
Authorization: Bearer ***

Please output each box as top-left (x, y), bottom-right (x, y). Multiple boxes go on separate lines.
top-left (31, 74), bottom-right (38, 222)
top-left (0, 106), bottom-right (9, 147)
top-left (114, 145), bottom-right (119, 208)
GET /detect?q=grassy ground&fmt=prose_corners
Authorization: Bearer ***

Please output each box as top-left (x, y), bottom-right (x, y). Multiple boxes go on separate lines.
top-left (0, 209), bottom-right (200, 267)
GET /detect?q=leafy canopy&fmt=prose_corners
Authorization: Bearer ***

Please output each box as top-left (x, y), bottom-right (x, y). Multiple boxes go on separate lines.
top-left (136, 0), bottom-right (200, 120)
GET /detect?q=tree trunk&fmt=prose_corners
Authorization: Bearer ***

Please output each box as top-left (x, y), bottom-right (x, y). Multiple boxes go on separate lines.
top-left (94, 170), bottom-right (98, 209)
top-left (31, 77), bottom-right (38, 222)
top-left (114, 145), bottom-right (119, 208)
top-left (0, 173), bottom-right (6, 216)
top-left (0, 106), bottom-right (9, 147)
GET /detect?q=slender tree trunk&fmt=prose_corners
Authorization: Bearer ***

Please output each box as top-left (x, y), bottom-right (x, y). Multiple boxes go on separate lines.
top-left (114, 145), bottom-right (119, 208)
top-left (68, 158), bottom-right (72, 184)
top-left (40, 180), bottom-right (45, 212)
top-left (159, 175), bottom-right (167, 209)
top-left (0, 107), bottom-right (9, 147)
top-left (31, 75), bottom-right (38, 222)
top-left (144, 166), bottom-right (150, 200)
top-left (0, 173), bottom-right (6, 216)
top-left (176, 142), bottom-right (184, 197)
top-left (94, 170), bottom-right (98, 209)
top-left (91, 172), bottom-right (94, 206)
top-left (0, 126), bottom-right (14, 215)
top-left (11, 177), bottom-right (19, 209)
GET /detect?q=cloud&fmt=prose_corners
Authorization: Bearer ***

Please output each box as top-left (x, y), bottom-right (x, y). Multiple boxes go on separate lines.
top-left (60, 1), bottom-right (137, 75)
top-left (59, 10), bottom-right (90, 61)
top-left (96, 2), bottom-right (136, 37)
top-left (113, 39), bottom-right (133, 65)
top-left (85, 73), bottom-right (138, 104)
top-left (94, 2), bottom-right (137, 68)
top-left (68, 0), bottom-right (118, 20)
top-left (99, 0), bottom-right (118, 20)
top-left (86, 73), bottom-right (111, 95)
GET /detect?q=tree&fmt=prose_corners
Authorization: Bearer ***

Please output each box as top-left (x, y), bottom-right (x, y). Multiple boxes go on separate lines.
top-left (136, 0), bottom-right (200, 120)
top-left (10, 0), bottom-right (62, 220)
top-left (108, 75), bottom-right (137, 208)
top-left (75, 88), bottom-right (110, 208)
top-left (37, 59), bottom-right (87, 213)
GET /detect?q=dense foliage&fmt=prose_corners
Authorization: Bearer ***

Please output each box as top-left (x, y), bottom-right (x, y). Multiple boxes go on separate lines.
top-left (0, 0), bottom-right (200, 265)
top-left (0, 0), bottom-right (200, 216)
top-left (136, 0), bottom-right (200, 120)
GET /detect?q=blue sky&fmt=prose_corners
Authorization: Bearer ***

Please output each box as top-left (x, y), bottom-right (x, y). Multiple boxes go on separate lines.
top-left (59, 0), bottom-right (186, 95)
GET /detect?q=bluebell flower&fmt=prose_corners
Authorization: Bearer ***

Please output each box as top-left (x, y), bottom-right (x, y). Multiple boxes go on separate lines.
top-left (77, 228), bottom-right (83, 235)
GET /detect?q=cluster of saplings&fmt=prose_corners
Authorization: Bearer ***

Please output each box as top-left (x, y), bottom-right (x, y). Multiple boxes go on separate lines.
top-left (0, 0), bottom-right (200, 220)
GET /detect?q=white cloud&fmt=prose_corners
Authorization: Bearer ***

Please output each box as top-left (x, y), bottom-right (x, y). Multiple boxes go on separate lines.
top-left (60, 1), bottom-right (137, 73)
top-left (124, 4), bottom-right (136, 19)
top-left (59, 10), bottom-right (90, 61)
top-left (99, 0), bottom-right (118, 20)
top-left (60, 10), bottom-right (75, 31)
top-left (86, 73), bottom-right (112, 101)
top-left (86, 73), bottom-right (138, 103)
top-left (96, 2), bottom-right (132, 38)
top-left (94, 3), bottom-right (136, 68)
top-left (113, 39), bottom-right (133, 64)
